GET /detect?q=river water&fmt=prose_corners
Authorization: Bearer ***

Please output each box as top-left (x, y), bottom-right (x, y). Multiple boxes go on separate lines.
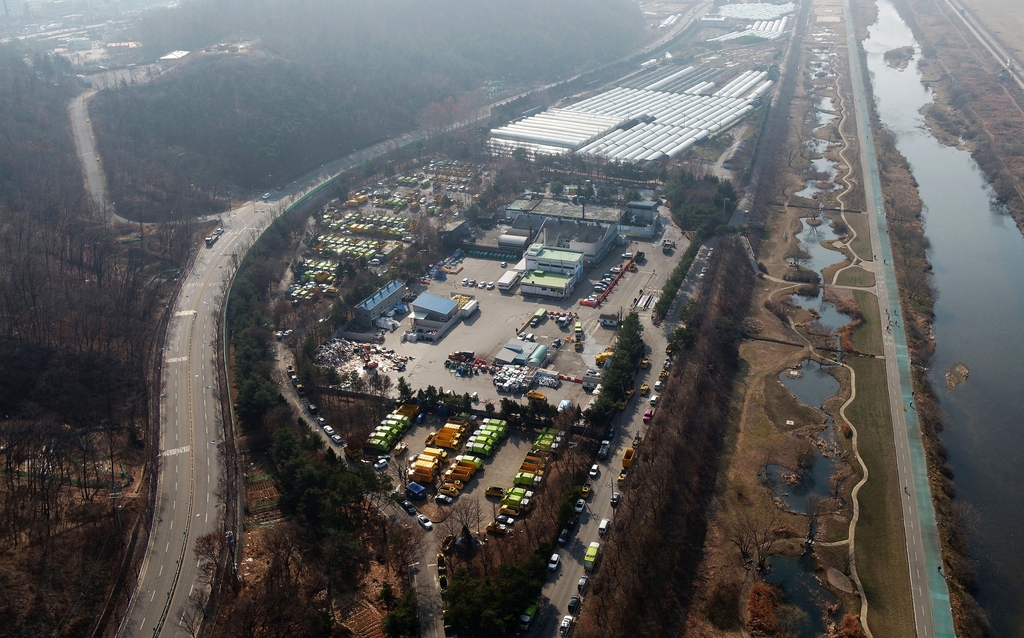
top-left (865, 2), bottom-right (1024, 634)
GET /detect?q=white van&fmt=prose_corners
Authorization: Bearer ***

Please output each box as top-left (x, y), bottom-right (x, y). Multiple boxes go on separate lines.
top-left (599, 518), bottom-right (610, 536)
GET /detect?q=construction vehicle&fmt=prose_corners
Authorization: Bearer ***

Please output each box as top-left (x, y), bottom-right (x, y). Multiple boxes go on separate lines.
top-left (343, 445), bottom-right (363, 461)
top-left (581, 483), bottom-right (592, 499)
top-left (526, 390), bottom-right (547, 401)
top-left (595, 348), bottom-right (615, 367)
top-left (622, 448), bottom-right (636, 468)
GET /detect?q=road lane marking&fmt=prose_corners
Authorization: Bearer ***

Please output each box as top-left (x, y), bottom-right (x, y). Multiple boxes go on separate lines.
top-left (167, 356), bottom-right (188, 363)
top-left (174, 310), bottom-right (197, 316)
top-left (162, 445), bottom-right (190, 457)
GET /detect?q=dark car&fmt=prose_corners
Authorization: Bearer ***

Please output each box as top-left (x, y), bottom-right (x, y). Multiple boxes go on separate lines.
top-left (558, 528), bottom-right (570, 545)
top-left (400, 500), bottom-right (417, 515)
top-left (568, 595), bottom-right (580, 614)
top-left (610, 492), bottom-right (620, 507)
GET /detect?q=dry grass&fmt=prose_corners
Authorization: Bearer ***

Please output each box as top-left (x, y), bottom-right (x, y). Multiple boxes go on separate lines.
top-left (835, 266), bottom-right (875, 287)
top-left (845, 213), bottom-right (873, 261)
top-left (850, 290), bottom-right (883, 355)
top-left (845, 356), bottom-right (916, 638)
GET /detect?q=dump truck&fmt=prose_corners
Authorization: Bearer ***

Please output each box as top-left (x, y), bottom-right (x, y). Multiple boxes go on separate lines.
top-left (595, 348), bottom-right (615, 367)
top-left (343, 445), bottom-right (363, 461)
top-left (622, 448), bottom-right (636, 468)
top-left (526, 390), bottom-right (547, 401)
top-left (584, 542), bottom-right (600, 572)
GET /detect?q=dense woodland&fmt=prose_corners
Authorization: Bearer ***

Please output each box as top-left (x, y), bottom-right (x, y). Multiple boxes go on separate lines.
top-left (0, 44), bottom-right (190, 635)
top-left (90, 0), bottom-right (645, 221)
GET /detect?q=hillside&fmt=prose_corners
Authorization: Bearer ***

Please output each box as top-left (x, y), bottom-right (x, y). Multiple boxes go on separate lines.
top-left (90, 0), bottom-right (645, 221)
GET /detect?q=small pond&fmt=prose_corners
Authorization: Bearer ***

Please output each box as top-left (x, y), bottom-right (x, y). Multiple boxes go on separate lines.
top-left (787, 218), bottom-right (851, 334)
top-left (767, 554), bottom-right (838, 638)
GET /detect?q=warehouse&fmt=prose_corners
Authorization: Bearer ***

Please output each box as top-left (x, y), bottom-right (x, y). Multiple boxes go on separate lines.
top-left (354, 280), bottom-right (406, 327)
top-left (488, 63), bottom-right (773, 164)
top-left (487, 109), bottom-right (624, 159)
top-left (409, 293), bottom-right (462, 341)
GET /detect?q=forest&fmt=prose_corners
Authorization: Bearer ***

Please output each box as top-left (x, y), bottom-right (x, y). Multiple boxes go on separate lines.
top-left (90, 0), bottom-right (645, 221)
top-left (0, 43), bottom-right (191, 635)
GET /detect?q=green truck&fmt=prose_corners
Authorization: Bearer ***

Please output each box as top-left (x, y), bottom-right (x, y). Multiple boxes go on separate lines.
top-left (584, 541), bottom-right (600, 572)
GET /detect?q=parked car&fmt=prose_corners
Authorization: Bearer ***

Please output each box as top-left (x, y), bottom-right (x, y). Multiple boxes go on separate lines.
top-left (417, 514), bottom-right (433, 530)
top-left (462, 278), bottom-right (469, 286)
top-left (568, 595), bottom-right (581, 614)
top-left (496, 514), bottom-right (515, 526)
top-left (330, 434), bottom-right (343, 445)
top-left (610, 492), bottom-right (620, 507)
top-left (574, 498), bottom-right (586, 513)
top-left (548, 553), bottom-right (561, 570)
top-left (373, 458), bottom-right (389, 471)
top-left (558, 528), bottom-right (570, 545)
top-left (401, 500), bottom-right (417, 515)
top-left (650, 395), bottom-right (659, 405)
top-left (589, 464), bottom-right (600, 478)
top-left (578, 575), bottom-right (589, 593)
top-left (500, 261), bottom-right (507, 268)
top-left (560, 616), bottom-right (574, 636)
top-left (435, 494), bottom-right (454, 506)
top-left (486, 281), bottom-right (495, 290)
top-left (323, 425), bottom-right (335, 436)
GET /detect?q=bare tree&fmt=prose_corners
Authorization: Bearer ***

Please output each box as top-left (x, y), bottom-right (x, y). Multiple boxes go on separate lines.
top-left (727, 509), bottom-right (781, 572)
top-left (177, 586), bottom-right (210, 638)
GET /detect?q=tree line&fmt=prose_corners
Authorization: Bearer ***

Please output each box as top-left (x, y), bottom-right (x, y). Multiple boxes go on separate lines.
top-left (574, 238), bottom-right (755, 636)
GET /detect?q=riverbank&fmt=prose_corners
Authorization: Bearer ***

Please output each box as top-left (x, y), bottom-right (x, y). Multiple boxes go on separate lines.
top-left (852, 0), bottom-right (989, 634)
top-left (893, 0), bottom-right (1024, 234)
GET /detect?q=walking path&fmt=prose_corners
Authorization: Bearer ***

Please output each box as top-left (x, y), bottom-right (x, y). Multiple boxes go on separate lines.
top-left (841, 0), bottom-right (955, 635)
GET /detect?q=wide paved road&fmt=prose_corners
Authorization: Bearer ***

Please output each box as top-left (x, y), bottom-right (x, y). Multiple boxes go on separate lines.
top-left (118, 200), bottom-right (281, 638)
top-left (841, 0), bottom-right (955, 635)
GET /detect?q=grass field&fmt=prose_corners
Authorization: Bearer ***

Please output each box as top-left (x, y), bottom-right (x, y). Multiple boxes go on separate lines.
top-left (847, 356), bottom-right (915, 638)
top-left (846, 212), bottom-right (873, 261)
top-left (836, 266), bottom-right (875, 287)
top-left (852, 290), bottom-right (884, 355)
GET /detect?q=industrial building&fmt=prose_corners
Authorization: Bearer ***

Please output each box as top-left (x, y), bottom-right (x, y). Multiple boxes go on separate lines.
top-left (354, 280), bottom-right (406, 327)
top-left (487, 64), bottom-right (773, 163)
top-left (501, 195), bottom-right (661, 260)
top-left (520, 270), bottom-right (575, 300)
top-left (409, 293), bottom-right (462, 341)
top-left (541, 221), bottom-right (618, 265)
top-left (524, 244), bottom-right (584, 282)
top-left (494, 340), bottom-right (549, 367)
top-left (513, 243), bottom-right (585, 299)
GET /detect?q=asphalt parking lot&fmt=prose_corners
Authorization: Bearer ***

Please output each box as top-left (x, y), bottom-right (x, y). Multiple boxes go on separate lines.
top-left (380, 229), bottom-right (689, 413)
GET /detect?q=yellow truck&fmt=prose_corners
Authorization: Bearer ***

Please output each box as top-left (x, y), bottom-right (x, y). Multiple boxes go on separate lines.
top-left (622, 448), bottom-right (636, 468)
top-left (595, 348), bottom-right (614, 366)
top-left (526, 390), bottom-right (547, 401)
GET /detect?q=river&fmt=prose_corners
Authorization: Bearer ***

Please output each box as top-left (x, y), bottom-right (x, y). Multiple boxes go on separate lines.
top-left (864, 2), bottom-right (1024, 634)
